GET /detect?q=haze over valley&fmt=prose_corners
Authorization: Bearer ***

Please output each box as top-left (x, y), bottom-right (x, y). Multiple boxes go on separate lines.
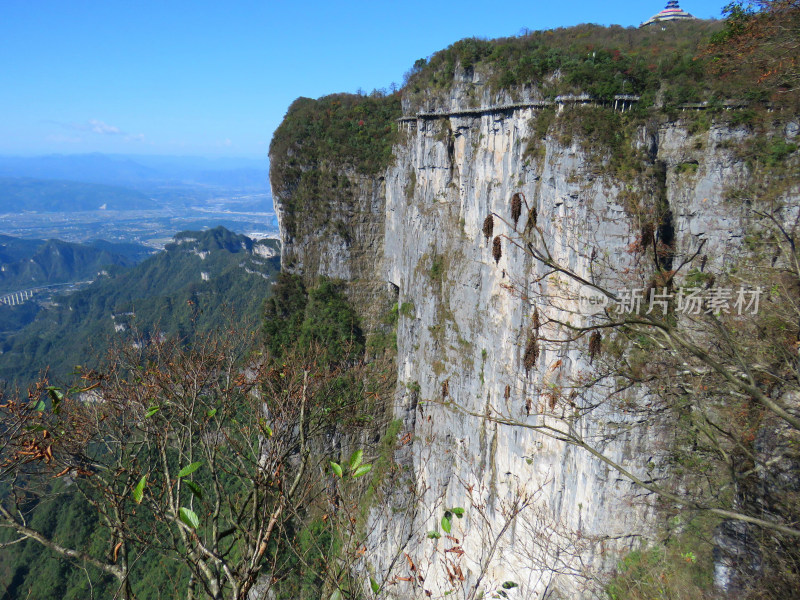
top-left (0, 153), bottom-right (277, 247)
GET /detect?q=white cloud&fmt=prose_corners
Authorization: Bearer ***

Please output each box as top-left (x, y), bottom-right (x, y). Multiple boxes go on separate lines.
top-left (88, 119), bottom-right (122, 135)
top-left (62, 119), bottom-right (145, 142)
top-left (45, 118), bottom-right (131, 137)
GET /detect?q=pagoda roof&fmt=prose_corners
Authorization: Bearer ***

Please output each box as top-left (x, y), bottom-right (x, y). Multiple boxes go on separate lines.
top-left (640, 1), bottom-right (695, 27)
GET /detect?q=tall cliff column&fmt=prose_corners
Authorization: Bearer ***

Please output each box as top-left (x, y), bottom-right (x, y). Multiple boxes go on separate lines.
top-left (269, 94), bottom-right (403, 329)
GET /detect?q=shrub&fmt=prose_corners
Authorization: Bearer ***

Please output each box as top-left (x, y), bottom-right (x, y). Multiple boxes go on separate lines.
top-left (404, 21), bottom-right (730, 111)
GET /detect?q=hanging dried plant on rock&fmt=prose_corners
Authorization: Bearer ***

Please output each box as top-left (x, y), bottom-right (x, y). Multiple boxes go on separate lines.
top-left (492, 236), bottom-right (502, 265)
top-left (511, 193), bottom-right (523, 229)
top-left (525, 206), bottom-right (538, 233)
top-left (641, 222), bottom-right (655, 251)
top-left (588, 331), bottom-right (602, 363)
top-left (523, 335), bottom-right (539, 375)
top-left (483, 215), bottom-right (494, 245)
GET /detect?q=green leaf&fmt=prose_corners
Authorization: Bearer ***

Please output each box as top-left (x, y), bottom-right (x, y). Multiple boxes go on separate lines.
top-left (185, 480), bottom-right (204, 500)
top-left (441, 515), bottom-right (451, 533)
top-left (330, 461), bottom-right (343, 478)
top-left (206, 408), bottom-right (217, 418)
top-left (33, 400), bottom-right (45, 412)
top-left (330, 590), bottom-right (342, 600)
top-left (145, 406), bottom-right (160, 418)
top-left (349, 449), bottom-right (364, 471)
top-left (258, 417), bottom-right (273, 436)
top-left (427, 531), bottom-right (441, 539)
top-left (352, 464), bottom-right (372, 478)
top-left (132, 475), bottom-right (147, 504)
top-left (47, 387), bottom-right (63, 413)
top-left (502, 581), bottom-right (518, 589)
top-left (177, 462), bottom-right (202, 478)
top-left (370, 576), bottom-right (380, 594)
top-left (451, 507), bottom-right (465, 518)
top-left (179, 507), bottom-right (200, 529)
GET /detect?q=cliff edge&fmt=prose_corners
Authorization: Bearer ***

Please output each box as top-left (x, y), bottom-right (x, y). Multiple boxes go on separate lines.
top-left (270, 20), bottom-right (800, 599)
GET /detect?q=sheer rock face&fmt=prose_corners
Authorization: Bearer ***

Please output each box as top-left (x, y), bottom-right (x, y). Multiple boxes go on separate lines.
top-left (271, 92), bottom-right (789, 596)
top-left (272, 166), bottom-right (395, 330)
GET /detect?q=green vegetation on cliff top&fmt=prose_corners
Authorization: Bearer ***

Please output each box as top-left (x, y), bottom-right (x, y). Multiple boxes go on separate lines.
top-left (270, 15), bottom-right (795, 237)
top-left (271, 9), bottom-right (797, 177)
top-left (270, 93), bottom-right (402, 182)
top-left (269, 93), bottom-right (401, 236)
top-left (404, 21), bottom-right (729, 108)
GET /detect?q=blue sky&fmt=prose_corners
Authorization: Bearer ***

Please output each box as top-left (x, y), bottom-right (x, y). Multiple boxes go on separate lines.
top-left (0, 1), bottom-right (726, 159)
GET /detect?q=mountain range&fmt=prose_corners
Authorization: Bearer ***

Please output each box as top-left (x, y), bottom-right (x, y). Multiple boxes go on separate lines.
top-left (0, 227), bottom-right (279, 385)
top-left (0, 153), bottom-right (269, 191)
top-left (0, 234), bottom-right (152, 294)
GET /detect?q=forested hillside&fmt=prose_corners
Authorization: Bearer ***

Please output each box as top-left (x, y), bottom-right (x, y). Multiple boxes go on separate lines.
top-left (0, 227), bottom-right (279, 386)
top-left (0, 234), bottom-right (152, 294)
top-left (0, 271), bottom-right (388, 600)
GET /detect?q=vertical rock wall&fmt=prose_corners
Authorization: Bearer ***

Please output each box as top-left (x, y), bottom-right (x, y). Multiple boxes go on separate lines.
top-left (271, 98), bottom-right (785, 597)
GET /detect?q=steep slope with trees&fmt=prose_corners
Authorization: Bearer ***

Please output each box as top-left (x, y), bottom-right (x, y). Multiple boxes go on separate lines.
top-left (0, 273), bottom-right (394, 600)
top-left (0, 227), bottom-right (279, 386)
top-left (0, 235), bottom-right (151, 294)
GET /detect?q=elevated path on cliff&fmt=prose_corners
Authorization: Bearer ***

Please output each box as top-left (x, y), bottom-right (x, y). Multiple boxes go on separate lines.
top-left (398, 96), bottom-right (750, 123)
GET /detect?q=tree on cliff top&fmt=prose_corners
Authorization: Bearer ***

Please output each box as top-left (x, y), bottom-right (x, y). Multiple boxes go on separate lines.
top-left (708, 0), bottom-right (800, 100)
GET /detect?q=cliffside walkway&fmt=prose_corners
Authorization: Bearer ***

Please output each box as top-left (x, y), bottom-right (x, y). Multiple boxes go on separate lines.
top-left (397, 95), bottom-right (627, 122)
top-left (398, 95), bottom-right (749, 123)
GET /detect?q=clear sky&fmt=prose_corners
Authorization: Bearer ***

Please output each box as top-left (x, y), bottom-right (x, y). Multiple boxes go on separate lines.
top-left (0, 1), bottom-right (726, 159)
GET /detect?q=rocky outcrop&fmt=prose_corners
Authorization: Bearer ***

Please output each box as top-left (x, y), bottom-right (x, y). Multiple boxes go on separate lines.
top-left (273, 166), bottom-right (395, 330)
top-left (369, 111), bottom-right (760, 599)
top-left (270, 84), bottom-right (797, 596)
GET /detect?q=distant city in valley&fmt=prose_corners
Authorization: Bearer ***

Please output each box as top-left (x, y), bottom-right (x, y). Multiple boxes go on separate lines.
top-left (0, 203), bottom-right (277, 248)
top-left (0, 152), bottom-right (279, 247)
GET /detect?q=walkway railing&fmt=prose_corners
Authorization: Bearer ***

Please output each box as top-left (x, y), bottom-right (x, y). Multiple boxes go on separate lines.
top-left (398, 95), bottom-right (750, 124)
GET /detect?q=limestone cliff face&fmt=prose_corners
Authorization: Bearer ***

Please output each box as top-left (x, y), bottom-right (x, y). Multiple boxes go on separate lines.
top-left (272, 165), bottom-right (395, 329)
top-left (270, 87), bottom-right (797, 597)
